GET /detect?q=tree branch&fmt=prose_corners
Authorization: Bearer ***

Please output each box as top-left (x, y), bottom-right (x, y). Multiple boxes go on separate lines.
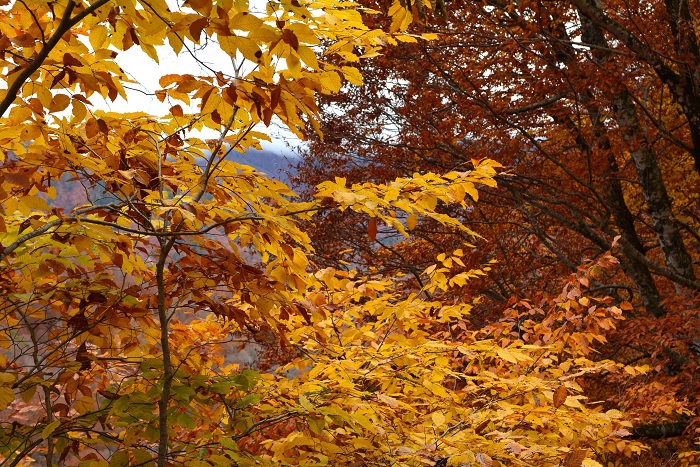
top-left (0, 204), bottom-right (116, 264)
top-left (0, 0), bottom-right (112, 118)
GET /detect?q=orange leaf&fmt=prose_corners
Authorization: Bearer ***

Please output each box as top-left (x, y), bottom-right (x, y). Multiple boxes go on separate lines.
top-left (563, 449), bottom-right (587, 467)
top-left (170, 104), bottom-right (184, 117)
top-left (189, 17), bottom-right (209, 43)
top-left (367, 218), bottom-right (378, 242)
top-left (553, 384), bottom-right (567, 409)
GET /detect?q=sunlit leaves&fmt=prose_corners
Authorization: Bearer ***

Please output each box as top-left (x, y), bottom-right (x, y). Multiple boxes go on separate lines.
top-left (0, 0), bottom-right (648, 465)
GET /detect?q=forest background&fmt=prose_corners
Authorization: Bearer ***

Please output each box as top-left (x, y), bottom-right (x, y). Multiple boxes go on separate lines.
top-left (0, 0), bottom-right (699, 465)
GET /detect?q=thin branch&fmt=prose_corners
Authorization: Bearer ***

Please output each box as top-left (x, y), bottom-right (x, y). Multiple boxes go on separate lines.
top-left (616, 237), bottom-right (700, 290)
top-left (0, 0), bottom-right (112, 118)
top-left (502, 93), bottom-right (566, 115)
top-left (0, 204), bottom-right (117, 263)
top-left (17, 0), bottom-right (46, 43)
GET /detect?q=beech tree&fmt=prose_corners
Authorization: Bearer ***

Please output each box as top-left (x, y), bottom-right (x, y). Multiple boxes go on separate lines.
top-left (0, 0), bottom-right (645, 466)
top-left (292, 0), bottom-right (700, 462)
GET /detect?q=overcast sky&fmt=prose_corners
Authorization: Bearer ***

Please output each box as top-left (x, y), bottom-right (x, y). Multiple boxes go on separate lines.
top-left (99, 42), bottom-right (302, 156)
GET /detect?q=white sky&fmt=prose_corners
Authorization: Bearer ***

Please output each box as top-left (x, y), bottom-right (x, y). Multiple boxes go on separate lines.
top-left (100, 42), bottom-right (302, 156)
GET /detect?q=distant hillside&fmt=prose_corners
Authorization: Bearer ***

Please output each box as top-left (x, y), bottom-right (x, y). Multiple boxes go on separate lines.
top-left (227, 149), bottom-right (296, 183)
top-left (49, 148), bottom-right (295, 211)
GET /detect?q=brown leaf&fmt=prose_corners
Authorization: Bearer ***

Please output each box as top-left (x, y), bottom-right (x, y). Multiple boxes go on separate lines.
top-left (72, 94), bottom-right (92, 105)
top-left (97, 118), bottom-right (109, 135)
top-left (224, 84), bottom-right (238, 104)
top-left (169, 104), bottom-right (184, 117)
top-left (50, 69), bottom-right (66, 89)
top-left (270, 85), bottom-right (282, 110)
top-left (129, 27), bottom-right (140, 45)
top-left (85, 118), bottom-right (100, 138)
top-left (189, 17), bottom-right (209, 43)
top-left (475, 453), bottom-right (492, 467)
top-left (368, 218), bottom-right (378, 242)
top-left (200, 87), bottom-right (215, 112)
top-left (49, 94), bottom-right (71, 113)
top-left (62, 52), bottom-right (83, 67)
top-left (553, 384), bottom-right (567, 409)
top-left (11, 32), bottom-right (35, 47)
top-left (87, 292), bottom-right (107, 304)
top-left (26, 98), bottom-right (44, 116)
top-left (97, 389), bottom-right (121, 400)
top-left (563, 449), bottom-right (587, 467)
top-left (297, 303), bottom-right (312, 325)
top-left (282, 29), bottom-right (299, 50)
top-left (474, 418), bottom-right (490, 435)
top-left (263, 107), bottom-right (273, 126)
top-left (4, 171), bottom-right (30, 188)
top-left (122, 27), bottom-right (134, 50)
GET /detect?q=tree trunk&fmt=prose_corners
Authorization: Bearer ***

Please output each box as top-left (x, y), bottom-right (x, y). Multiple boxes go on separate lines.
top-left (603, 157), bottom-right (665, 316)
top-left (576, 7), bottom-right (697, 285)
top-left (541, 9), bottom-right (666, 314)
top-left (612, 90), bottom-right (696, 283)
top-left (571, 0), bottom-right (700, 171)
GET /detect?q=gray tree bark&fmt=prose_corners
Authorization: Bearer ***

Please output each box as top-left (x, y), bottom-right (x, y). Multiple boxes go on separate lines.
top-left (576, 6), bottom-right (697, 286)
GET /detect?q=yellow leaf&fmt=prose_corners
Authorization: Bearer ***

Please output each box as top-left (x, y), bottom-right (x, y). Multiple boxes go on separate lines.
top-left (431, 411), bottom-right (446, 427)
top-left (389, 5), bottom-right (409, 33)
top-left (377, 394), bottom-right (399, 408)
top-left (0, 387), bottom-right (14, 411)
top-left (73, 396), bottom-right (95, 414)
top-left (353, 414), bottom-right (378, 433)
top-left (72, 99), bottom-right (87, 123)
top-left (298, 45), bottom-right (320, 69)
top-left (20, 196), bottom-right (50, 213)
top-left (406, 212), bottom-right (418, 230)
top-left (201, 90), bottom-right (221, 114)
top-left (41, 420), bottom-right (61, 439)
top-left (448, 452), bottom-right (476, 467)
top-left (319, 71), bottom-right (341, 93)
top-left (231, 12), bottom-right (264, 31)
top-left (563, 395), bottom-right (584, 409)
top-left (141, 43), bottom-right (160, 63)
top-left (0, 373), bottom-right (16, 384)
top-left (83, 222), bottom-right (119, 241)
top-left (20, 384), bottom-right (36, 403)
top-left (422, 380), bottom-right (447, 397)
top-left (333, 190), bottom-right (364, 205)
top-left (89, 25), bottom-right (109, 50)
top-left (464, 183), bottom-right (479, 201)
top-left (396, 34), bottom-right (418, 43)
top-left (308, 416), bottom-right (325, 434)
top-left (496, 347), bottom-right (518, 364)
top-left (341, 66), bottom-right (363, 86)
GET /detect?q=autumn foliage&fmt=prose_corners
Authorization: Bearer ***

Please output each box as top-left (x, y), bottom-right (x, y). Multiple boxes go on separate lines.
top-left (293, 0), bottom-right (700, 463)
top-left (0, 0), bottom-right (698, 465)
